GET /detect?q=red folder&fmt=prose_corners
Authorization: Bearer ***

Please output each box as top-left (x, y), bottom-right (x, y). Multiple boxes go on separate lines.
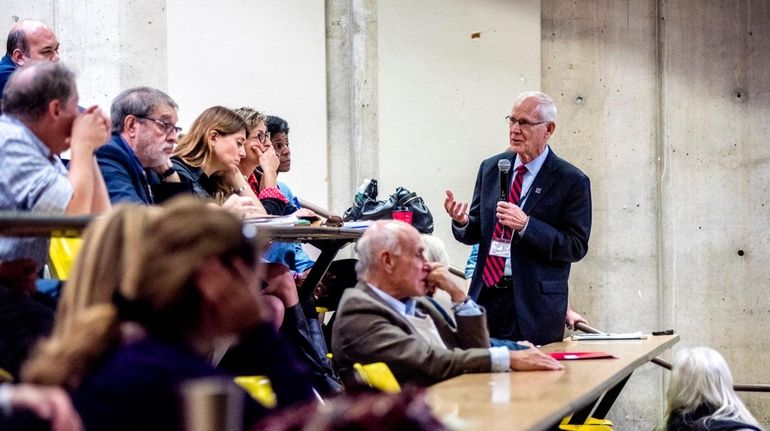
top-left (549, 351), bottom-right (616, 360)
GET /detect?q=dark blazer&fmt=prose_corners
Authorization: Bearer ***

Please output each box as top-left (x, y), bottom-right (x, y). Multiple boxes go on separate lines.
top-left (96, 134), bottom-right (154, 204)
top-left (74, 324), bottom-right (313, 431)
top-left (331, 283), bottom-right (492, 386)
top-left (452, 147), bottom-right (591, 346)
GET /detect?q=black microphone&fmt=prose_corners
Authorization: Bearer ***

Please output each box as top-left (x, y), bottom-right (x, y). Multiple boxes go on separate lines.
top-left (498, 159), bottom-right (511, 202)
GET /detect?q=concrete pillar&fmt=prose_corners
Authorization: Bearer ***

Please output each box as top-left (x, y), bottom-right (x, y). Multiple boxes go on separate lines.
top-left (0, 0), bottom-right (168, 109)
top-left (325, 0), bottom-right (379, 215)
top-left (543, 0), bottom-right (770, 428)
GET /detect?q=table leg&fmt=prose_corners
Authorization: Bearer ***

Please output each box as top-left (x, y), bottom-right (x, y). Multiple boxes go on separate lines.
top-left (590, 374), bottom-right (631, 419)
top-left (298, 239), bottom-right (348, 307)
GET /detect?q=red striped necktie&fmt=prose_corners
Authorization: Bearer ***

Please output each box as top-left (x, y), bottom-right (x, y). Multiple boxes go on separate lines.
top-left (482, 164), bottom-right (527, 287)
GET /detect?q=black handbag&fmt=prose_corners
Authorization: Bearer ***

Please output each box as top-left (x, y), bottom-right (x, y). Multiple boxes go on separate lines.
top-left (343, 179), bottom-right (434, 234)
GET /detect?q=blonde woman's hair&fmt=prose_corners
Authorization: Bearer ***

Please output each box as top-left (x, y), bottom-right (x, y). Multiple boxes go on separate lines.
top-left (173, 106), bottom-right (248, 203)
top-left (23, 198), bottom-right (257, 389)
top-left (23, 204), bottom-right (160, 388)
top-left (233, 107), bottom-right (267, 131)
top-left (657, 347), bottom-right (762, 430)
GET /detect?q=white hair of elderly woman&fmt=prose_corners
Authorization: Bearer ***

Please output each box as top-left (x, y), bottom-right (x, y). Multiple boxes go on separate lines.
top-left (657, 346), bottom-right (762, 430)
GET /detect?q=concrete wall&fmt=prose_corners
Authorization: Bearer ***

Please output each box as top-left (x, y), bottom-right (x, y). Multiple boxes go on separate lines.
top-left (376, 0), bottom-right (541, 271)
top-left (543, 0), bottom-right (770, 428)
top-left (166, 0), bottom-right (328, 205)
top-left (0, 0), bottom-right (168, 109)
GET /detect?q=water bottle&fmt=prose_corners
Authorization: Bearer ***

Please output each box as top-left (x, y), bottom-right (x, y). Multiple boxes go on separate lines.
top-left (354, 178), bottom-right (377, 205)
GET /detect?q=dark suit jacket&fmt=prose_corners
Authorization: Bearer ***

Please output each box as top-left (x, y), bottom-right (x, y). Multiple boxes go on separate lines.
top-left (74, 325), bottom-right (312, 431)
top-left (452, 147), bottom-right (591, 345)
top-left (331, 283), bottom-right (492, 386)
top-left (96, 134), bottom-right (154, 204)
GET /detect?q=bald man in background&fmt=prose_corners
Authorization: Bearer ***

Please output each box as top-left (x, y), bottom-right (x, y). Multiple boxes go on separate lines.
top-left (0, 20), bottom-right (60, 108)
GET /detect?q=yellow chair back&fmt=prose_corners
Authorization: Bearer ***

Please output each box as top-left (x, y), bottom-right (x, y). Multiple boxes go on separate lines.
top-left (0, 367), bottom-right (13, 383)
top-left (353, 362), bottom-right (401, 393)
top-left (559, 415), bottom-right (614, 430)
top-left (48, 237), bottom-right (83, 280)
top-left (234, 375), bottom-right (277, 408)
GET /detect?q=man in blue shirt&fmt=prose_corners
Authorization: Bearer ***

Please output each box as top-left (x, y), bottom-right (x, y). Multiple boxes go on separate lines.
top-left (96, 87), bottom-right (182, 204)
top-left (0, 20), bottom-right (60, 109)
top-left (0, 61), bottom-right (111, 378)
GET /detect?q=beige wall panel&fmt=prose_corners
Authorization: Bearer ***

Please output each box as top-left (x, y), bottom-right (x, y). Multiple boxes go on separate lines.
top-left (167, 0), bottom-right (329, 205)
top-left (660, 0), bottom-right (770, 425)
top-left (377, 0), bottom-right (541, 270)
top-left (542, 1), bottom-right (662, 428)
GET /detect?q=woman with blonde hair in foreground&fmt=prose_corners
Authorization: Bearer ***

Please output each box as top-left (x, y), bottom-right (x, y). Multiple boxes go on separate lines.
top-left (658, 347), bottom-right (762, 431)
top-left (23, 199), bottom-right (314, 430)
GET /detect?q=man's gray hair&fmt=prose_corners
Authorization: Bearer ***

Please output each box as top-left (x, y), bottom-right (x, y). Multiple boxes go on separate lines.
top-left (515, 91), bottom-right (557, 123)
top-left (111, 87), bottom-right (178, 134)
top-left (354, 221), bottom-right (405, 279)
top-left (2, 61), bottom-right (75, 121)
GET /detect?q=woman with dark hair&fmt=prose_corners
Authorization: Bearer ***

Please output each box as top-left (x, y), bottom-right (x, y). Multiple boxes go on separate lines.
top-left (23, 199), bottom-right (315, 430)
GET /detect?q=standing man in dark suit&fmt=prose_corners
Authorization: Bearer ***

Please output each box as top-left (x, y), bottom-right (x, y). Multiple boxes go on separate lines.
top-left (444, 91), bottom-right (592, 346)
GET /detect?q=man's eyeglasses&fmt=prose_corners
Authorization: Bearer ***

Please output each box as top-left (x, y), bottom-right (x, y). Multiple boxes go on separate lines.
top-left (505, 115), bottom-right (547, 128)
top-left (136, 115), bottom-right (182, 136)
top-left (253, 131), bottom-right (271, 144)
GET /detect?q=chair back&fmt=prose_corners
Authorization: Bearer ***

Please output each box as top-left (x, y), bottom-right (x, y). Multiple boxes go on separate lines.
top-left (48, 237), bottom-right (83, 279)
top-left (233, 375), bottom-right (277, 408)
top-left (353, 362), bottom-right (401, 393)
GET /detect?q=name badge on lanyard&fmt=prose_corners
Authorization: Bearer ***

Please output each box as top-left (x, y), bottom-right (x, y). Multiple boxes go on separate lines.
top-left (489, 231), bottom-right (511, 258)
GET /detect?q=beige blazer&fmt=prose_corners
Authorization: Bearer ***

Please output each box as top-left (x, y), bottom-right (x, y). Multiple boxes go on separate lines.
top-left (331, 283), bottom-right (493, 386)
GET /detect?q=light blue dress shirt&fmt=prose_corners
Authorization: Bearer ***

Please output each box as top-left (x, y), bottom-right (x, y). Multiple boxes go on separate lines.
top-left (0, 115), bottom-right (73, 267)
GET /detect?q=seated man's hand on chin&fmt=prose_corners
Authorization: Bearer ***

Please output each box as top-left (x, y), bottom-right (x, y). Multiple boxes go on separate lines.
top-left (509, 342), bottom-right (564, 371)
top-left (425, 262), bottom-right (466, 303)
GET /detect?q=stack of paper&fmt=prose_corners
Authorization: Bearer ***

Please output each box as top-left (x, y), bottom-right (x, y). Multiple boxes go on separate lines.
top-left (550, 351), bottom-right (616, 360)
top-left (243, 215), bottom-right (299, 226)
top-left (571, 331), bottom-right (648, 341)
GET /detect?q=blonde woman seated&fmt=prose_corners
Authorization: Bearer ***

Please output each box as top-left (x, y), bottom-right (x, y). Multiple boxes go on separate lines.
top-left (171, 106), bottom-right (266, 215)
top-left (22, 199), bottom-right (315, 431)
top-left (658, 347), bottom-right (762, 431)
top-left (170, 106), bottom-right (299, 321)
top-left (171, 107), bottom-right (341, 395)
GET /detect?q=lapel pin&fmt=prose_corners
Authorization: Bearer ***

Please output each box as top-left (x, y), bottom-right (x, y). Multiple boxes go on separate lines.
top-left (535, 187), bottom-right (542, 194)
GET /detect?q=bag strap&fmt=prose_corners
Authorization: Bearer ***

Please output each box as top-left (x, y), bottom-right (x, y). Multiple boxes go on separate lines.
top-left (399, 193), bottom-right (420, 206)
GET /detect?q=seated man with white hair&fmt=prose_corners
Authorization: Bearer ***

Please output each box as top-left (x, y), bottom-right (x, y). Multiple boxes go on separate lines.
top-left (332, 220), bottom-right (563, 386)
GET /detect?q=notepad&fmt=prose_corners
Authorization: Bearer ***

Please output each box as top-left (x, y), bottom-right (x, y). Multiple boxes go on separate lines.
top-left (550, 351), bottom-right (617, 360)
top-left (571, 331), bottom-right (647, 341)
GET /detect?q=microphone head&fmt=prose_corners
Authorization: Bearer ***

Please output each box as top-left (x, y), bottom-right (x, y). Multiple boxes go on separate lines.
top-left (498, 159), bottom-right (511, 173)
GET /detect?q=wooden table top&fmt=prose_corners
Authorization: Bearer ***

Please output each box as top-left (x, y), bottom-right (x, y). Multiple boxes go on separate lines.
top-left (427, 334), bottom-right (679, 431)
top-left (0, 211), bottom-right (365, 241)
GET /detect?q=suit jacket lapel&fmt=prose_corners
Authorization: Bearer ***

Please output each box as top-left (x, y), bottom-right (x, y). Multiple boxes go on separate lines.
top-left (522, 149), bottom-right (558, 213)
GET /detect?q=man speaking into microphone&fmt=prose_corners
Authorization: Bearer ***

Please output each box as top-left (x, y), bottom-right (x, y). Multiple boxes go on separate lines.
top-left (444, 91), bottom-right (592, 346)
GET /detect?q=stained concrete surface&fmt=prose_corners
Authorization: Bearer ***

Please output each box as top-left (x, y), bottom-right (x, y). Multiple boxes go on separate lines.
top-left (543, 0), bottom-right (770, 428)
